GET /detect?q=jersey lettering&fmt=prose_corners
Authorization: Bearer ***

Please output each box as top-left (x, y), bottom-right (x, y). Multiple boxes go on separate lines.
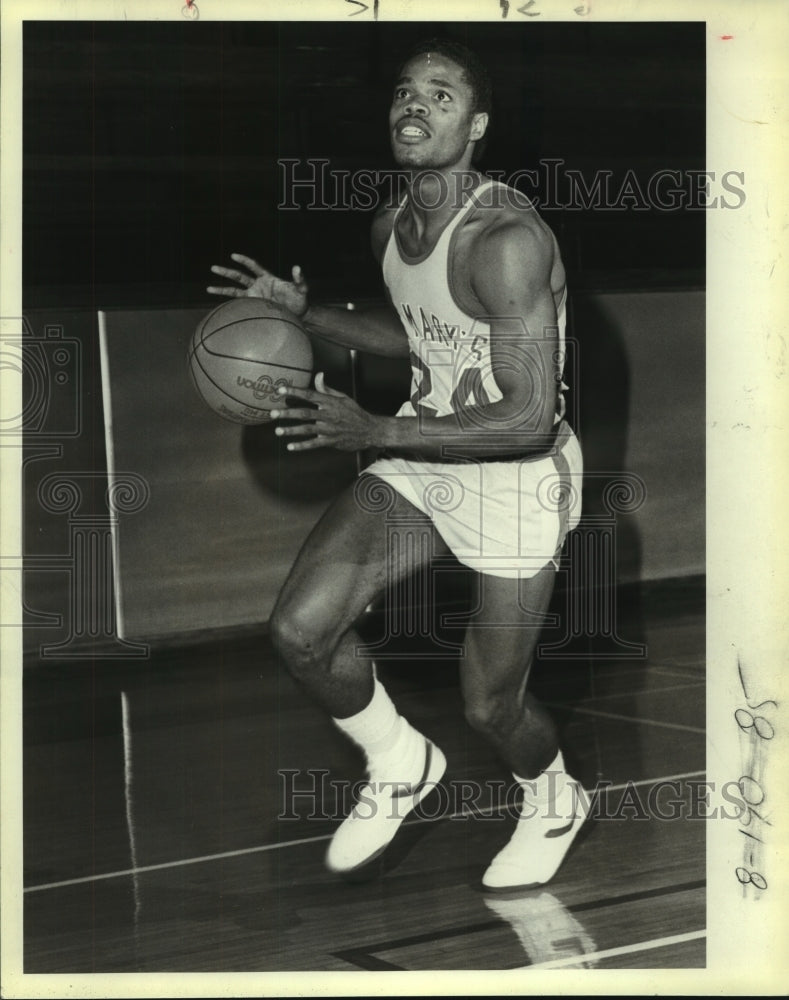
top-left (420, 307), bottom-right (434, 339)
top-left (469, 335), bottom-right (486, 363)
top-left (401, 302), bottom-right (420, 335)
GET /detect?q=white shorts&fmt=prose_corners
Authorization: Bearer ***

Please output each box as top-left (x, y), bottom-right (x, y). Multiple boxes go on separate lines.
top-left (364, 421), bottom-right (583, 579)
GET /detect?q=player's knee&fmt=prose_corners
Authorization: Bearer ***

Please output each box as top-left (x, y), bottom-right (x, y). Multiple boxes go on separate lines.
top-left (269, 602), bottom-right (330, 678)
top-left (464, 690), bottom-right (510, 737)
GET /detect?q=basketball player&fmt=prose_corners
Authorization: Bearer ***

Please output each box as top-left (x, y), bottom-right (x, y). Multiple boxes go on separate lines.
top-left (207, 39), bottom-right (586, 890)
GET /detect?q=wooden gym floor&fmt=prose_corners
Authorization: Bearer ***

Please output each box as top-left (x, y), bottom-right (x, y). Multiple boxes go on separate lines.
top-left (22, 576), bottom-right (705, 973)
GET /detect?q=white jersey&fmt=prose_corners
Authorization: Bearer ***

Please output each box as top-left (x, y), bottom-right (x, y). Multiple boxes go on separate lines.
top-left (367, 178), bottom-right (582, 580)
top-left (382, 178), bottom-right (568, 423)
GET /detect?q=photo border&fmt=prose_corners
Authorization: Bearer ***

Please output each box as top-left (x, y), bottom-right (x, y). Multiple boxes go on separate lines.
top-left (2, 0), bottom-right (787, 996)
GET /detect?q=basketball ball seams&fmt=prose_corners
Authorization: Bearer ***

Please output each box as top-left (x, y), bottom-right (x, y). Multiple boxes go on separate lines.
top-left (200, 315), bottom-right (304, 344)
top-left (189, 297), bottom-right (313, 424)
top-left (195, 304), bottom-right (308, 350)
top-left (190, 338), bottom-right (311, 376)
top-left (201, 315), bottom-right (307, 338)
top-left (199, 321), bottom-right (311, 370)
top-left (199, 346), bottom-right (312, 375)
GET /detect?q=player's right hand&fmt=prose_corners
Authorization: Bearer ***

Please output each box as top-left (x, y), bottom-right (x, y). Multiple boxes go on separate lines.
top-left (207, 254), bottom-right (309, 318)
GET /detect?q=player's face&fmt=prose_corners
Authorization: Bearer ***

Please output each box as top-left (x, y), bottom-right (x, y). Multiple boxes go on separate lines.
top-left (389, 53), bottom-right (487, 171)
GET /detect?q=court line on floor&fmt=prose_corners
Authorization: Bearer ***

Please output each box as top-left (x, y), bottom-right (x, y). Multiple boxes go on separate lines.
top-left (542, 701), bottom-right (705, 734)
top-left (519, 928), bottom-right (706, 970)
top-left (647, 664), bottom-right (705, 679)
top-left (331, 880), bottom-right (706, 970)
top-left (23, 769), bottom-right (705, 893)
top-left (583, 679), bottom-right (705, 703)
top-left (595, 663), bottom-right (703, 681)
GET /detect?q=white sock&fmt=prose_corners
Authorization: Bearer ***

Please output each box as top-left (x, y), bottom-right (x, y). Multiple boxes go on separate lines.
top-left (515, 751), bottom-right (574, 819)
top-left (333, 678), bottom-right (424, 781)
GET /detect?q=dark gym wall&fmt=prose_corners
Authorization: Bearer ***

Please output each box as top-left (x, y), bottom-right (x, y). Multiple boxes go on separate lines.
top-left (24, 20), bottom-right (705, 310)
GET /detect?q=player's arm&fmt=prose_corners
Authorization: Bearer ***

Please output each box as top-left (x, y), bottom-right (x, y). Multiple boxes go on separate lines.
top-left (271, 221), bottom-right (562, 458)
top-left (302, 302), bottom-right (408, 359)
top-left (206, 206), bottom-right (409, 358)
top-left (299, 203), bottom-right (408, 357)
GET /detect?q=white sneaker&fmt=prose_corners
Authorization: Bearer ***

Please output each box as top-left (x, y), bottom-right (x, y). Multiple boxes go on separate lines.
top-left (482, 778), bottom-right (589, 891)
top-left (325, 738), bottom-right (446, 874)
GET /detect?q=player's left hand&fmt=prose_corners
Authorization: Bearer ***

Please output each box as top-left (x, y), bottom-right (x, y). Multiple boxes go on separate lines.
top-left (269, 372), bottom-right (382, 452)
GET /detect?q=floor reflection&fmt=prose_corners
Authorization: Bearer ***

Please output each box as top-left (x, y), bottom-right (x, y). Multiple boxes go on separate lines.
top-left (484, 889), bottom-right (598, 969)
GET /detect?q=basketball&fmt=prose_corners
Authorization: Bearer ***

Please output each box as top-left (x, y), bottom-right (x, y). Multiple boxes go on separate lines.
top-left (188, 297), bottom-right (313, 425)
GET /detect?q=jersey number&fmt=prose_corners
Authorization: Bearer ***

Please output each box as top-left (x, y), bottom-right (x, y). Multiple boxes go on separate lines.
top-left (409, 350), bottom-right (438, 417)
top-left (410, 354), bottom-right (492, 416)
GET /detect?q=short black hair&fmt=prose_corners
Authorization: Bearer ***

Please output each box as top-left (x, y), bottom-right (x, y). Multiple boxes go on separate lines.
top-left (397, 38), bottom-right (493, 161)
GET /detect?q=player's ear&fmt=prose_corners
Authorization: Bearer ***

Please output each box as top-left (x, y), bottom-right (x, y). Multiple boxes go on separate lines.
top-left (469, 112), bottom-right (488, 142)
